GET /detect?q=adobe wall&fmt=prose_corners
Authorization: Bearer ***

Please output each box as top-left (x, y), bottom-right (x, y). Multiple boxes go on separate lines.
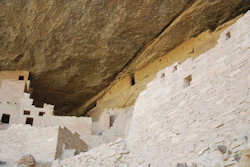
top-left (0, 80), bottom-right (26, 103)
top-left (34, 116), bottom-right (92, 135)
top-left (0, 111), bottom-right (92, 135)
top-left (0, 71), bottom-right (29, 83)
top-left (80, 107), bottom-right (133, 149)
top-left (0, 76), bottom-right (92, 136)
top-left (89, 107), bottom-right (110, 134)
top-left (0, 71), bottom-right (30, 95)
top-left (99, 107), bottom-right (133, 142)
top-left (0, 91), bottom-right (55, 126)
top-left (0, 125), bottom-right (89, 164)
top-left (0, 125), bottom-right (58, 162)
top-left (56, 127), bottom-right (88, 160)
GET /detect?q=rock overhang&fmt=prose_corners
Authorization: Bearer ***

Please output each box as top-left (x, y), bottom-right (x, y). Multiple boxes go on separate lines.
top-left (0, 0), bottom-right (249, 115)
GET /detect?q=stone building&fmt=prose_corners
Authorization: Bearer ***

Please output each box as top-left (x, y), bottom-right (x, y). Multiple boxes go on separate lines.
top-left (0, 125), bottom-right (88, 166)
top-left (0, 71), bottom-right (90, 166)
top-left (0, 71), bottom-right (92, 135)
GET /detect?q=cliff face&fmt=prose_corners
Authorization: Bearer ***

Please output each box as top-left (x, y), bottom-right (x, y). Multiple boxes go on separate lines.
top-left (0, 0), bottom-right (249, 114)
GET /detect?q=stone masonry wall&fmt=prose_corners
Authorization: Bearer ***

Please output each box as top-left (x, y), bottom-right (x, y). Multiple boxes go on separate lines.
top-left (55, 127), bottom-right (88, 159)
top-left (0, 125), bottom-right (58, 162)
top-left (127, 10), bottom-right (250, 167)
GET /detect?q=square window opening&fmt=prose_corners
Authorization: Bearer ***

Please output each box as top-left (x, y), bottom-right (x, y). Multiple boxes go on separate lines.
top-left (25, 117), bottom-right (33, 126)
top-left (173, 65), bottom-right (178, 72)
top-left (1, 114), bottom-right (10, 124)
top-left (19, 76), bottom-right (24, 80)
top-left (24, 110), bottom-right (30, 115)
top-left (39, 112), bottom-right (45, 116)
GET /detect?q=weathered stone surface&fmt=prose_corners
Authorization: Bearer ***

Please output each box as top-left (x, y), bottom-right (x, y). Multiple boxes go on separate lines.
top-left (0, 0), bottom-right (249, 114)
top-left (176, 163), bottom-right (189, 167)
top-left (15, 154), bottom-right (36, 167)
top-left (217, 145), bottom-right (227, 154)
top-left (0, 161), bottom-right (7, 165)
top-left (127, 11), bottom-right (250, 166)
top-left (124, 0), bottom-right (250, 72)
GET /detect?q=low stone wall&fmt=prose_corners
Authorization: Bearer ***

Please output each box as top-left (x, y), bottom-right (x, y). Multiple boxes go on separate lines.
top-left (0, 125), bottom-right (58, 162)
top-left (0, 111), bottom-right (92, 136)
top-left (81, 107), bottom-right (133, 149)
top-left (37, 116), bottom-right (92, 135)
top-left (0, 125), bottom-right (89, 164)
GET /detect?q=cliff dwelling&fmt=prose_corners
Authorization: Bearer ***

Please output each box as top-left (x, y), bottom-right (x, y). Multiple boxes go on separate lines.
top-left (0, 1), bottom-right (249, 167)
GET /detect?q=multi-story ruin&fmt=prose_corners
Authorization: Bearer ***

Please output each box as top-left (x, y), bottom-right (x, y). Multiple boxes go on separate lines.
top-left (0, 71), bottom-right (92, 135)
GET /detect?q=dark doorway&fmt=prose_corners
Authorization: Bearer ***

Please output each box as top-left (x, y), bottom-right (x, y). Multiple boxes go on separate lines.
top-left (28, 73), bottom-right (32, 81)
top-left (130, 74), bottom-right (135, 86)
top-left (25, 117), bottom-right (33, 126)
top-left (39, 112), bottom-right (45, 116)
top-left (18, 75), bottom-right (24, 80)
top-left (110, 115), bottom-right (116, 127)
top-left (1, 114), bottom-right (10, 124)
top-left (24, 83), bottom-right (29, 93)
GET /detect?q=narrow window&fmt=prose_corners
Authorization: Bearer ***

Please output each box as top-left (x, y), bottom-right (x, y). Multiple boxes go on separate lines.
top-left (24, 83), bottom-right (29, 93)
top-left (173, 65), bottom-right (178, 72)
top-left (18, 75), bottom-right (24, 80)
top-left (184, 75), bottom-right (192, 88)
top-left (25, 117), bottom-right (33, 126)
top-left (39, 112), bottom-right (45, 116)
top-left (1, 114), bottom-right (10, 124)
top-left (110, 115), bottom-right (115, 127)
top-left (24, 110), bottom-right (30, 115)
top-left (161, 73), bottom-right (165, 79)
top-left (130, 74), bottom-right (135, 86)
top-left (226, 32), bottom-right (231, 40)
top-left (28, 73), bottom-right (32, 81)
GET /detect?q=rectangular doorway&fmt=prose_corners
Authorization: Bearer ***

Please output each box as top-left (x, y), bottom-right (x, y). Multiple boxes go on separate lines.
top-left (25, 117), bottom-right (33, 126)
top-left (1, 114), bottom-right (10, 124)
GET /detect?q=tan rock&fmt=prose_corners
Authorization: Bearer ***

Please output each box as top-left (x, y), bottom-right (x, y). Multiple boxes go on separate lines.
top-left (239, 148), bottom-right (250, 167)
top-left (15, 154), bottom-right (36, 167)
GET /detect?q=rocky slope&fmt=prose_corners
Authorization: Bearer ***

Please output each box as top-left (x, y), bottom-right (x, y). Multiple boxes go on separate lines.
top-left (0, 0), bottom-right (249, 114)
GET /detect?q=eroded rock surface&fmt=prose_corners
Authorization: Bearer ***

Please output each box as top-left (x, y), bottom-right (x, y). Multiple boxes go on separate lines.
top-left (0, 0), bottom-right (249, 114)
top-left (15, 154), bottom-right (36, 167)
